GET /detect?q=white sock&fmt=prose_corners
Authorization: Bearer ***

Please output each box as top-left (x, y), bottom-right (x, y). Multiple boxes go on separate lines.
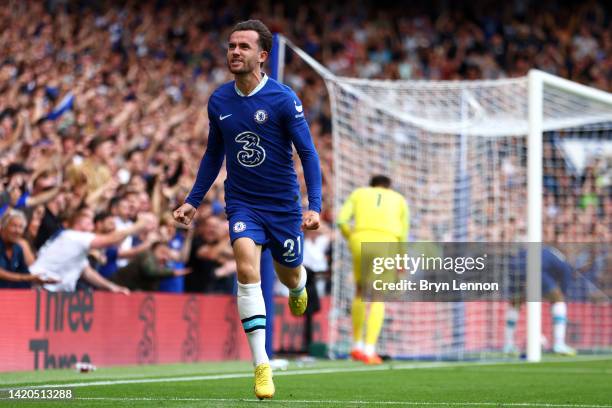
top-left (289, 266), bottom-right (307, 297)
top-left (552, 302), bottom-right (567, 347)
top-left (237, 281), bottom-right (269, 366)
top-left (364, 343), bottom-right (376, 356)
top-left (353, 341), bottom-right (364, 351)
top-left (504, 307), bottom-right (519, 349)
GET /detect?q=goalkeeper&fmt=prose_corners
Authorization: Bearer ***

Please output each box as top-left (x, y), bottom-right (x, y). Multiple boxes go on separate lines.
top-left (337, 175), bottom-right (409, 364)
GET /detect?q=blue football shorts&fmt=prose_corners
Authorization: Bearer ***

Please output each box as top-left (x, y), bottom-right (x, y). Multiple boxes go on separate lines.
top-left (226, 205), bottom-right (304, 268)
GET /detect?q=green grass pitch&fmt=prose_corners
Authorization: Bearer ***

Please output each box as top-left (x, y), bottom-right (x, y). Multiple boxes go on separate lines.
top-left (1, 356), bottom-right (611, 407)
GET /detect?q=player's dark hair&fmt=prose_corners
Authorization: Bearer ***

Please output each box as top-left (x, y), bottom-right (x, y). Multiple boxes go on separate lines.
top-left (230, 19), bottom-right (273, 54)
top-left (370, 175), bottom-right (391, 188)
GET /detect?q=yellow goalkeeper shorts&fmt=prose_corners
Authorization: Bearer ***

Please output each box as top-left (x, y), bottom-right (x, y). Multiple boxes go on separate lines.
top-left (349, 230), bottom-right (399, 283)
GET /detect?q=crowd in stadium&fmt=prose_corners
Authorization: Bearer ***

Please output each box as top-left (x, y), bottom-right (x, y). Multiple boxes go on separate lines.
top-left (0, 0), bottom-right (610, 295)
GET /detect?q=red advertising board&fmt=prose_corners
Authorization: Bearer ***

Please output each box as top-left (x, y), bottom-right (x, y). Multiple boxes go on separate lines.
top-left (2, 290), bottom-right (609, 371)
top-left (0, 290), bottom-right (330, 372)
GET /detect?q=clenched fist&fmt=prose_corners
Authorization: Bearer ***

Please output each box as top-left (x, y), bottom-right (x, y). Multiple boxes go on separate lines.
top-left (301, 210), bottom-right (320, 230)
top-left (173, 203), bottom-right (197, 226)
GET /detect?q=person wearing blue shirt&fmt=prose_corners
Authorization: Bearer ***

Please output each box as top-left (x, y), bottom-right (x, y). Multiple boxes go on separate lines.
top-left (0, 209), bottom-right (55, 288)
top-left (173, 20), bottom-right (321, 400)
top-left (158, 230), bottom-right (186, 293)
top-left (93, 212), bottom-right (119, 279)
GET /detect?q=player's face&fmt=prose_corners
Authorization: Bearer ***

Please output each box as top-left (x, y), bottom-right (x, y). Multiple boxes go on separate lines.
top-left (227, 30), bottom-right (267, 75)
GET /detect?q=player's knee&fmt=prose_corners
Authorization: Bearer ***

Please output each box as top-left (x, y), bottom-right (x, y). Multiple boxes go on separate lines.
top-left (236, 261), bottom-right (258, 284)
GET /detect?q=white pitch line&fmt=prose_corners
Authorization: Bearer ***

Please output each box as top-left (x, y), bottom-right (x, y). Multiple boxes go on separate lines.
top-left (465, 368), bottom-right (612, 375)
top-left (389, 354), bottom-right (612, 370)
top-left (0, 362), bottom-right (501, 390)
top-left (60, 397), bottom-right (612, 408)
top-left (3, 355), bottom-right (612, 390)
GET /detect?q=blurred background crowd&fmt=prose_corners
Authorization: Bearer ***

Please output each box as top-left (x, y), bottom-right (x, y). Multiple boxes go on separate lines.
top-left (0, 0), bottom-right (610, 295)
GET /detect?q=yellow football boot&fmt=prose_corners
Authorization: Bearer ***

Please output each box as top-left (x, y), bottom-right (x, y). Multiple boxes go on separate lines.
top-left (288, 289), bottom-right (308, 316)
top-left (254, 363), bottom-right (275, 400)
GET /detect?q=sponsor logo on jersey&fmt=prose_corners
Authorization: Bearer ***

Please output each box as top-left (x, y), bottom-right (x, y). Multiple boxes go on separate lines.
top-left (235, 131), bottom-right (266, 167)
top-left (220, 114), bottom-right (232, 120)
top-left (254, 109), bottom-right (268, 124)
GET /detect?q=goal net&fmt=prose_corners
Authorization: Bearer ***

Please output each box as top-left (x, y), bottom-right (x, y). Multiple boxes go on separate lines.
top-left (279, 37), bottom-right (612, 361)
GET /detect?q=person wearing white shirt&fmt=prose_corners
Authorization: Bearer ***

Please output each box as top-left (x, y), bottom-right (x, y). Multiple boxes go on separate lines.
top-left (303, 226), bottom-right (331, 298)
top-left (31, 207), bottom-right (157, 292)
top-left (113, 192), bottom-right (153, 268)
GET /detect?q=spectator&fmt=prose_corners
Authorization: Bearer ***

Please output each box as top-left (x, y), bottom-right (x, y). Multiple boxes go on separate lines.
top-left (0, 164), bottom-right (32, 217)
top-left (92, 211), bottom-right (119, 279)
top-left (73, 136), bottom-right (114, 195)
top-left (185, 215), bottom-right (218, 293)
top-left (157, 214), bottom-right (193, 293)
top-left (113, 192), bottom-right (151, 268)
top-left (111, 241), bottom-right (191, 291)
top-left (303, 221), bottom-right (332, 297)
top-left (0, 209), bottom-right (56, 288)
top-left (186, 215), bottom-right (236, 294)
top-left (29, 207), bottom-right (156, 292)
top-left (34, 190), bottom-right (66, 250)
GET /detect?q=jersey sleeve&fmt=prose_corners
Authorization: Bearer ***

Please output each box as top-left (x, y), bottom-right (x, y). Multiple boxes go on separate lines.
top-left (282, 92), bottom-right (322, 213)
top-left (185, 101), bottom-right (226, 208)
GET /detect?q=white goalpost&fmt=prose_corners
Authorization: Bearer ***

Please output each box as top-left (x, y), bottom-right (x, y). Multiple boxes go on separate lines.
top-left (525, 70), bottom-right (612, 361)
top-left (275, 35), bottom-right (612, 363)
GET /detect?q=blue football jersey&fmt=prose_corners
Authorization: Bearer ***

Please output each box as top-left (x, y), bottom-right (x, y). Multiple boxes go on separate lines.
top-left (186, 74), bottom-right (322, 214)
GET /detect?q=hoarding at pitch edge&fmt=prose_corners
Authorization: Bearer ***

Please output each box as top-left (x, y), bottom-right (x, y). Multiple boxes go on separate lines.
top-left (0, 290), bottom-right (331, 371)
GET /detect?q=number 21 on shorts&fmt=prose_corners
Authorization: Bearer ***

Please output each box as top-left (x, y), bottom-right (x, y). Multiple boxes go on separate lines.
top-left (283, 236), bottom-right (301, 260)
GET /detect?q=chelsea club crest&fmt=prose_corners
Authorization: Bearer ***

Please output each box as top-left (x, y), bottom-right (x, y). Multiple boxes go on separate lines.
top-left (233, 221), bottom-right (246, 233)
top-left (254, 109), bottom-right (268, 124)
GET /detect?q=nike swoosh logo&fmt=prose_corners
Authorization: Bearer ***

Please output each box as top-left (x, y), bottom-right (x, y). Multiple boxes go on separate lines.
top-left (294, 100), bottom-right (303, 113)
top-left (220, 114), bottom-right (232, 120)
